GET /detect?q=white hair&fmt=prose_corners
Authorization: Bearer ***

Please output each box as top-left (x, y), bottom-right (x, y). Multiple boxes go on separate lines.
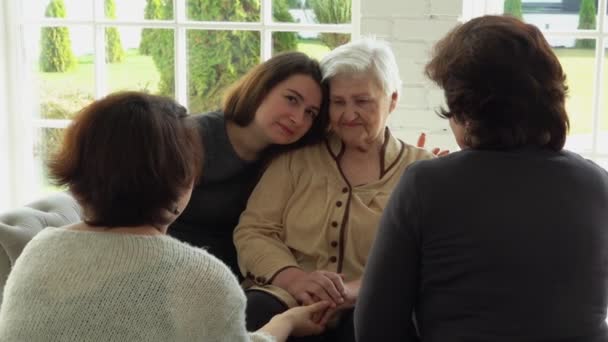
top-left (320, 37), bottom-right (402, 96)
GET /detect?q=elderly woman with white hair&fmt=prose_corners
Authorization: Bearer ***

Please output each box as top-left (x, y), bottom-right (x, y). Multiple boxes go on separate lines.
top-left (233, 38), bottom-right (434, 341)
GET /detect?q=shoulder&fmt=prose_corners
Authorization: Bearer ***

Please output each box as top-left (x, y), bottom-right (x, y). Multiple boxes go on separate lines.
top-left (189, 111), bottom-right (225, 131)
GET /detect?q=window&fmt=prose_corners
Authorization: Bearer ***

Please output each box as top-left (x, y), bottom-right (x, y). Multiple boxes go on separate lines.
top-left (3, 0), bottom-right (356, 207)
top-left (462, 0), bottom-right (607, 167)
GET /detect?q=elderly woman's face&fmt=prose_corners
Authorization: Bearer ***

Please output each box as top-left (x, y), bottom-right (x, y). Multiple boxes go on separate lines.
top-left (328, 72), bottom-right (397, 148)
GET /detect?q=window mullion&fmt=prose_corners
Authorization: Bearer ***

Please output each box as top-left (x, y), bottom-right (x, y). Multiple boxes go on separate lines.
top-left (93, 0), bottom-right (106, 99)
top-left (261, 0), bottom-right (272, 61)
top-left (590, 0), bottom-right (607, 160)
top-left (175, 0), bottom-right (188, 106)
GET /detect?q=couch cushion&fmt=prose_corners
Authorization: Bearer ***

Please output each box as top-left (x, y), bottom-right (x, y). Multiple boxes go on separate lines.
top-left (0, 192), bottom-right (82, 298)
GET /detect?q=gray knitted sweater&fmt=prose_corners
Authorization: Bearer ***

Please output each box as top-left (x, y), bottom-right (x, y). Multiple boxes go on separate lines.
top-left (0, 228), bottom-right (274, 342)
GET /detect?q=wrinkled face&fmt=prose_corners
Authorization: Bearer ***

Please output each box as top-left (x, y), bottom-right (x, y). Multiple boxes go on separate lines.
top-left (449, 117), bottom-right (468, 149)
top-left (328, 73), bottom-right (397, 148)
top-left (253, 74), bottom-right (322, 145)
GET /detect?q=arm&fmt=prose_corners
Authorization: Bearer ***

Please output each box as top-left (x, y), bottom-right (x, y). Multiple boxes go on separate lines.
top-left (234, 154), bottom-right (301, 285)
top-left (354, 167), bottom-right (422, 342)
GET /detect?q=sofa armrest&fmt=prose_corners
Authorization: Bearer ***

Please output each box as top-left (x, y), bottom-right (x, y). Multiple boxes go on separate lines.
top-left (0, 192), bottom-right (82, 298)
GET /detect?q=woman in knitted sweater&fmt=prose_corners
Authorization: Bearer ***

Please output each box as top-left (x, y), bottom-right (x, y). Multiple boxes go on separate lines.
top-left (0, 92), bottom-right (330, 341)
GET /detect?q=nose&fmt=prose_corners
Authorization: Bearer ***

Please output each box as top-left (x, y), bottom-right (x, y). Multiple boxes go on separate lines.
top-left (288, 109), bottom-right (307, 126)
top-left (340, 103), bottom-right (359, 121)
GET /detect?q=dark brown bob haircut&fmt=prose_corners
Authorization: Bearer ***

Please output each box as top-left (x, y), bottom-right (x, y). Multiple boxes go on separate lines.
top-left (48, 91), bottom-right (203, 228)
top-left (223, 51), bottom-right (330, 149)
top-left (425, 15), bottom-right (569, 151)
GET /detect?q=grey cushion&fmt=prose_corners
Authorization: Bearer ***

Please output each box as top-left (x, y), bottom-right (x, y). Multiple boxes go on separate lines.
top-left (0, 192), bottom-right (82, 301)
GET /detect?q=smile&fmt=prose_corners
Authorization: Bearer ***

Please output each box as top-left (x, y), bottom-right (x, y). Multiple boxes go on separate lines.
top-left (276, 123), bottom-right (295, 135)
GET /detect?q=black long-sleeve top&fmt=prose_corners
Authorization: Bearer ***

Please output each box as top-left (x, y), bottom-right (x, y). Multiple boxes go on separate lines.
top-left (356, 147), bottom-right (608, 342)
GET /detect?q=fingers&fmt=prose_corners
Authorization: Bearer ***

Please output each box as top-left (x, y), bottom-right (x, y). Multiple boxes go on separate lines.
top-left (309, 273), bottom-right (344, 304)
top-left (321, 271), bottom-right (346, 296)
top-left (318, 306), bottom-right (336, 326)
top-left (416, 132), bottom-right (426, 148)
top-left (431, 147), bottom-right (440, 155)
top-left (438, 150), bottom-right (450, 157)
top-left (295, 292), bottom-right (315, 306)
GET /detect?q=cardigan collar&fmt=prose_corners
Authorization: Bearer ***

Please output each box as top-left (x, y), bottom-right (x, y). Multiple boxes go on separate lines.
top-left (325, 127), bottom-right (405, 178)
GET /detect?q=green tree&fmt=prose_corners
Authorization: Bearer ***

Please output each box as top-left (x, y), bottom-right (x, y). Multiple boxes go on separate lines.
top-left (148, 0), bottom-right (297, 113)
top-left (503, 0), bottom-right (523, 20)
top-left (576, 0), bottom-right (597, 49)
top-left (140, 0), bottom-right (166, 55)
top-left (273, 0), bottom-right (298, 54)
top-left (105, 0), bottom-right (125, 63)
top-left (310, 0), bottom-right (350, 49)
top-left (39, 0), bottom-right (76, 72)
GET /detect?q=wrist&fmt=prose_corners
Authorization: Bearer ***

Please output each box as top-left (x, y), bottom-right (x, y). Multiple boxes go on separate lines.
top-left (271, 312), bottom-right (295, 334)
top-left (272, 267), bottom-right (306, 288)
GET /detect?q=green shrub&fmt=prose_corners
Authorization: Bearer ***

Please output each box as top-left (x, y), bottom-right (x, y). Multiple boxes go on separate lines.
top-left (576, 0), bottom-right (596, 49)
top-left (105, 0), bottom-right (125, 63)
top-left (309, 0), bottom-right (350, 49)
top-left (148, 0), bottom-right (297, 113)
top-left (39, 0), bottom-right (76, 72)
top-left (503, 0), bottom-right (523, 20)
top-left (140, 0), bottom-right (166, 55)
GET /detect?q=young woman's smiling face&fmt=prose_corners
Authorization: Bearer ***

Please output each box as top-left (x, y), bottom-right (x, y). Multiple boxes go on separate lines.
top-left (252, 74), bottom-right (322, 145)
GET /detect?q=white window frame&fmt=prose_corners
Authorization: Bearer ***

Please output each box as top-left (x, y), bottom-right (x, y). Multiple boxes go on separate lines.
top-left (1, 0), bottom-right (360, 210)
top-left (463, 0), bottom-right (608, 164)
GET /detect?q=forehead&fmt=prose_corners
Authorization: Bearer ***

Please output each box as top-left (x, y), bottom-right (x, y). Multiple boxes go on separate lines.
top-left (329, 73), bottom-right (383, 96)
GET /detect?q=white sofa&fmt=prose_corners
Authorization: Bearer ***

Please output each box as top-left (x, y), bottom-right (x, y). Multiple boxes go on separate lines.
top-left (0, 193), bottom-right (82, 303)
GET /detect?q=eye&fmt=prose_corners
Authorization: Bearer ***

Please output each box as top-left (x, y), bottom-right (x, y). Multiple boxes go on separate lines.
top-left (356, 99), bottom-right (370, 105)
top-left (285, 95), bottom-right (298, 104)
top-left (331, 99), bottom-right (345, 106)
top-left (305, 109), bottom-right (318, 118)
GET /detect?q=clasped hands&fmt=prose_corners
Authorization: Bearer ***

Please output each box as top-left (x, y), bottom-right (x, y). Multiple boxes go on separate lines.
top-left (273, 268), bottom-right (359, 325)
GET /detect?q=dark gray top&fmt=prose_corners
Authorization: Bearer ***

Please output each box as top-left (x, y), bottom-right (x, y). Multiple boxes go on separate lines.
top-left (169, 111), bottom-right (262, 276)
top-left (355, 147), bottom-right (608, 341)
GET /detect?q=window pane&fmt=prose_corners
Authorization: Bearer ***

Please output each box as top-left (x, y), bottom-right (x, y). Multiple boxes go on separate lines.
top-left (36, 26), bottom-right (95, 120)
top-left (515, 0), bottom-right (597, 31)
top-left (275, 0), bottom-right (351, 24)
top-left (186, 29), bottom-right (260, 113)
top-left (272, 31), bottom-right (350, 60)
top-left (106, 27), bottom-right (164, 94)
top-left (34, 127), bottom-right (67, 196)
top-left (106, 0), bottom-right (147, 21)
top-left (186, 0), bottom-right (258, 22)
top-left (26, 0), bottom-right (93, 21)
top-left (548, 38), bottom-right (597, 154)
top-left (600, 39), bottom-right (608, 153)
top-left (596, 159), bottom-right (608, 172)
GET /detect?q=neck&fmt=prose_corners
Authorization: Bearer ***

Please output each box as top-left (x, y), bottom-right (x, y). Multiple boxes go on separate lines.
top-left (226, 121), bottom-right (269, 161)
top-left (344, 133), bottom-right (385, 156)
top-left (67, 222), bottom-right (167, 236)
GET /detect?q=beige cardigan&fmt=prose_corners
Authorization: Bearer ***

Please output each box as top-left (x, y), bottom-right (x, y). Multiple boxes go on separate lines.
top-left (233, 129), bottom-right (434, 307)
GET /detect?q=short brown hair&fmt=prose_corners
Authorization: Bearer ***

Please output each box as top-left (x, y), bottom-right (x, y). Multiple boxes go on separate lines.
top-left (223, 51), bottom-right (330, 149)
top-left (48, 92), bottom-right (203, 228)
top-left (425, 15), bottom-right (569, 150)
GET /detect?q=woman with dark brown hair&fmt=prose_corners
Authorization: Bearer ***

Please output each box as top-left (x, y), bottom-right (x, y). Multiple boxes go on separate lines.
top-left (169, 52), bottom-right (330, 277)
top-left (0, 92), bottom-right (332, 341)
top-left (355, 15), bottom-right (608, 341)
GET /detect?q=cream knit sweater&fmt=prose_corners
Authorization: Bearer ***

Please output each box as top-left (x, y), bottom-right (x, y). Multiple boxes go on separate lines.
top-left (0, 227), bottom-right (274, 342)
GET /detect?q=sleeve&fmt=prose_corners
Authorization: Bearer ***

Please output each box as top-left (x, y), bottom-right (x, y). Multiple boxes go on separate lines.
top-left (354, 164), bottom-right (422, 342)
top-left (233, 153), bottom-right (301, 285)
top-left (219, 305), bottom-right (276, 342)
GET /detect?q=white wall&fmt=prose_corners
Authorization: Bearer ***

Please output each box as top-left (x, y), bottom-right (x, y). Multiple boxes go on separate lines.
top-left (360, 0), bottom-right (463, 151)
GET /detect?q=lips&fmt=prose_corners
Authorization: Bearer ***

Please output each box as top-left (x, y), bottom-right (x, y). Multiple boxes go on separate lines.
top-left (276, 122), bottom-right (295, 136)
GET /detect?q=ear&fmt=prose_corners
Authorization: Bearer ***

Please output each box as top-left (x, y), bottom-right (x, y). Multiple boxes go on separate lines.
top-left (388, 92), bottom-right (399, 113)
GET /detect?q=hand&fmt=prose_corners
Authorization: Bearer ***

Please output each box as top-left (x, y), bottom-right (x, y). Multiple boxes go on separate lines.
top-left (274, 301), bottom-right (332, 337)
top-left (417, 132), bottom-right (449, 156)
top-left (315, 279), bottom-right (361, 323)
top-left (274, 268), bottom-right (346, 307)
